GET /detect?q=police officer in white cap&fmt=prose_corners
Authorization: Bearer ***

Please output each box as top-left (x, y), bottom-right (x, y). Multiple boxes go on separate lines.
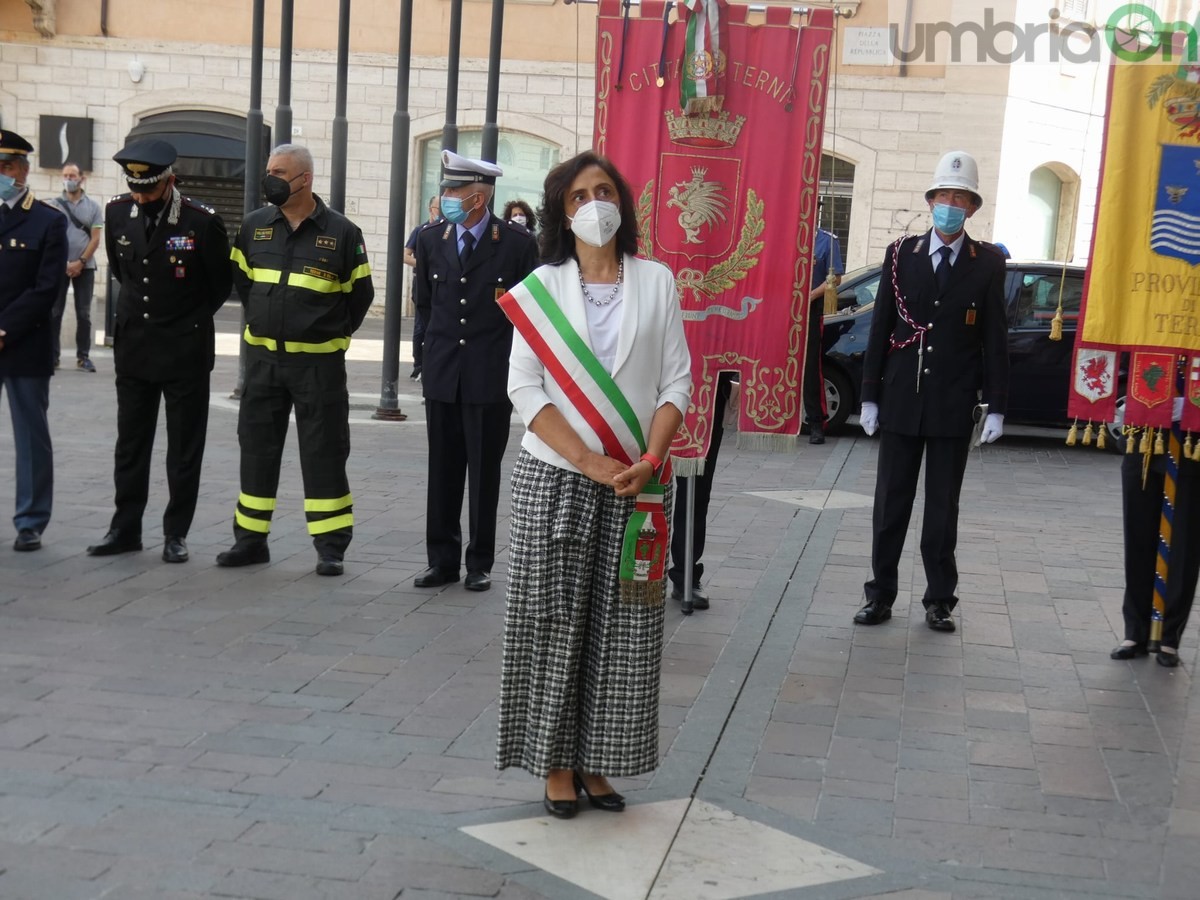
top-left (853, 150), bottom-right (1009, 633)
top-left (412, 150), bottom-right (538, 591)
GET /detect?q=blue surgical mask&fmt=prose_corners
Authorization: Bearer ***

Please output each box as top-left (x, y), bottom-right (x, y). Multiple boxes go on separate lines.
top-left (440, 193), bottom-right (478, 225)
top-left (932, 203), bottom-right (967, 235)
top-left (0, 173), bottom-right (21, 202)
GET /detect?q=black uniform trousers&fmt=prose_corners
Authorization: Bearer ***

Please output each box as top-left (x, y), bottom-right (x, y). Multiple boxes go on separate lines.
top-left (1121, 452), bottom-right (1200, 649)
top-left (802, 297), bottom-right (827, 425)
top-left (866, 429), bottom-right (971, 611)
top-left (425, 393), bottom-right (511, 575)
top-left (111, 373), bottom-right (209, 539)
top-left (670, 375), bottom-right (732, 588)
top-left (233, 356), bottom-right (353, 556)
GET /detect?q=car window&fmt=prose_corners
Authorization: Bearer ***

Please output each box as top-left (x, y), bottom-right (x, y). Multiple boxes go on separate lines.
top-left (1012, 272), bottom-right (1083, 329)
top-left (836, 270), bottom-right (882, 310)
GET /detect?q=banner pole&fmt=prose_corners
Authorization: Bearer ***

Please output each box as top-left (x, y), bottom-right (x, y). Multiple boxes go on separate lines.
top-left (1149, 358), bottom-right (1186, 651)
top-left (681, 475), bottom-right (696, 616)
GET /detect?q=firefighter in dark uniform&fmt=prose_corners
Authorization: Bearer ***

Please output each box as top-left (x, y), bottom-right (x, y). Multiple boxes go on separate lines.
top-left (87, 139), bottom-right (231, 563)
top-left (217, 143), bottom-right (374, 577)
top-left (853, 151), bottom-right (1009, 633)
top-left (0, 130), bottom-right (68, 552)
top-left (412, 150), bottom-right (538, 592)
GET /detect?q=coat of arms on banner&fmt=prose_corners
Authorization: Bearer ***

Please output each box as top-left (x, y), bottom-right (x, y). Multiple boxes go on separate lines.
top-left (1130, 350), bottom-right (1176, 408)
top-left (1072, 347), bottom-right (1117, 403)
top-left (1152, 143), bottom-right (1200, 265)
top-left (656, 153), bottom-right (740, 261)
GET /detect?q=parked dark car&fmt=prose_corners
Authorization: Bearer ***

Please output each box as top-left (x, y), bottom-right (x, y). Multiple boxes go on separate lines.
top-left (819, 260), bottom-right (1125, 447)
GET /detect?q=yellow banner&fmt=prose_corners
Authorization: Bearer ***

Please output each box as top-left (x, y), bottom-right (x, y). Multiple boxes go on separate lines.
top-left (1085, 63), bottom-right (1200, 352)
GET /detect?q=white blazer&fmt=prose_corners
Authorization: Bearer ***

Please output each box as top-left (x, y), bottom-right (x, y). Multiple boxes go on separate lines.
top-left (508, 254), bottom-right (693, 473)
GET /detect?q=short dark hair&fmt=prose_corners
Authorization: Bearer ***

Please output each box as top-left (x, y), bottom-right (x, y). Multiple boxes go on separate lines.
top-left (503, 199), bottom-right (537, 231)
top-left (537, 151), bottom-right (639, 265)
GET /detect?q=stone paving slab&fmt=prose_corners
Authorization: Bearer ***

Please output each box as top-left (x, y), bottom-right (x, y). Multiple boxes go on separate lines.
top-left (0, 322), bottom-right (1195, 898)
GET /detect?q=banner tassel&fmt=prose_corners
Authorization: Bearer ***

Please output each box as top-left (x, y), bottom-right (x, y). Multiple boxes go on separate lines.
top-left (1139, 428), bottom-right (1152, 456)
top-left (1155, 428), bottom-right (1166, 455)
top-left (1049, 309), bottom-right (1064, 342)
top-left (1126, 427), bottom-right (1137, 455)
top-left (1082, 422), bottom-right (1094, 446)
top-left (1066, 420), bottom-right (1078, 446)
top-left (1097, 423), bottom-right (1108, 450)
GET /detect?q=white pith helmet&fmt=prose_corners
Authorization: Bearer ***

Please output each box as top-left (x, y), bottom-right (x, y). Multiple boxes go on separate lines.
top-left (925, 150), bottom-right (982, 207)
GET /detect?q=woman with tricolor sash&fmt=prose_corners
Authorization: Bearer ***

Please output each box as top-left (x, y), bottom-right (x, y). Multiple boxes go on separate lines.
top-left (495, 152), bottom-right (692, 819)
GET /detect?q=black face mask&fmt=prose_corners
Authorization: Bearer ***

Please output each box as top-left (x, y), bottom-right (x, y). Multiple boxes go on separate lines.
top-left (138, 197), bottom-right (166, 219)
top-left (262, 173), bottom-right (302, 207)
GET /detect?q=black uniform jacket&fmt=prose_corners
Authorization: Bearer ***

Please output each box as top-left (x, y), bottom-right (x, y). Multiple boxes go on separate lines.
top-left (106, 190), bottom-right (231, 381)
top-left (861, 230), bottom-right (1009, 438)
top-left (414, 214), bottom-right (538, 405)
top-left (0, 191), bottom-right (69, 378)
top-left (231, 195), bottom-right (373, 365)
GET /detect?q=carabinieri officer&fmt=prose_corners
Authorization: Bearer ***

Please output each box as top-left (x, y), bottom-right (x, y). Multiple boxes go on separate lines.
top-left (412, 150), bottom-right (538, 592)
top-left (88, 139), bottom-right (231, 563)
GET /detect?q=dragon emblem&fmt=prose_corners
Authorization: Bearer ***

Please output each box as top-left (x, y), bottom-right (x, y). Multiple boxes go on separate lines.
top-left (666, 167), bottom-right (729, 244)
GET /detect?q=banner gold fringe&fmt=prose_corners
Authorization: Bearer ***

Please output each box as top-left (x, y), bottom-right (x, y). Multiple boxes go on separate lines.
top-left (671, 456), bottom-right (707, 478)
top-left (1082, 422), bottom-right (1094, 446)
top-left (1066, 421), bottom-right (1078, 446)
top-left (1126, 427), bottom-right (1137, 454)
top-left (1154, 429), bottom-right (1165, 455)
top-left (1139, 428), bottom-right (1152, 455)
top-left (736, 431), bottom-right (799, 453)
top-left (619, 579), bottom-right (666, 607)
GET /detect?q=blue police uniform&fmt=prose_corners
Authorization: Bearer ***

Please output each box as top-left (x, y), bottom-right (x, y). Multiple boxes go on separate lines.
top-left (0, 130), bottom-right (69, 550)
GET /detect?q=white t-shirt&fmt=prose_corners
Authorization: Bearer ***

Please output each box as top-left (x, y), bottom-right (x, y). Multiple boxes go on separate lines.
top-left (583, 283), bottom-right (624, 373)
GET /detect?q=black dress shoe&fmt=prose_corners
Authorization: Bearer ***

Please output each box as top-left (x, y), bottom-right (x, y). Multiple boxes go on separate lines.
top-left (215, 541), bottom-right (269, 567)
top-left (1157, 650), bottom-right (1181, 668)
top-left (414, 566), bottom-right (459, 588)
top-left (86, 530), bottom-right (143, 556)
top-left (925, 602), bottom-right (956, 632)
top-left (1110, 643), bottom-right (1147, 660)
top-left (854, 600), bottom-right (892, 625)
top-left (543, 788), bottom-right (578, 819)
top-left (13, 529), bottom-right (41, 552)
top-left (315, 556), bottom-right (344, 576)
top-left (574, 771), bottom-right (625, 811)
top-left (464, 571), bottom-right (491, 592)
top-left (161, 536), bottom-right (189, 563)
top-left (808, 423), bottom-right (826, 445)
top-left (670, 583), bottom-right (710, 610)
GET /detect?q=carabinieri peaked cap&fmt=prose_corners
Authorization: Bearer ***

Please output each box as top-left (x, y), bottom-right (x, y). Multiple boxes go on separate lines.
top-left (0, 129), bottom-right (34, 161)
top-left (440, 149), bottom-right (502, 188)
top-left (113, 139), bottom-right (178, 186)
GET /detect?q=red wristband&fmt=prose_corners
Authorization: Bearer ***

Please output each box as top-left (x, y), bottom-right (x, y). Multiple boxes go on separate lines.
top-left (640, 452), bottom-right (662, 473)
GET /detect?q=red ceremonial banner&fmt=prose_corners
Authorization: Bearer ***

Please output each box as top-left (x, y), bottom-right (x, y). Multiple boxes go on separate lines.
top-left (594, 0), bottom-right (834, 465)
top-left (1125, 350), bottom-right (1177, 429)
top-left (1183, 354), bottom-right (1200, 433)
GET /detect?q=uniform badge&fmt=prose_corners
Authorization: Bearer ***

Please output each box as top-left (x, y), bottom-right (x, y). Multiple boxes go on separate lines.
top-left (253, 227), bottom-right (274, 241)
top-left (166, 235), bottom-right (195, 251)
top-left (175, 266), bottom-right (186, 279)
top-left (302, 266), bottom-right (338, 282)
top-left (117, 235), bottom-right (131, 246)
top-left (495, 287), bottom-right (507, 301)
top-left (316, 236), bottom-right (338, 250)
top-left (965, 308), bottom-right (977, 325)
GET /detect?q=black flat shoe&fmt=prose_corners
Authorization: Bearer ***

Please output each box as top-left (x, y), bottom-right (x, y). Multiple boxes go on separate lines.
top-left (414, 566), bottom-right (459, 588)
top-left (1157, 651), bottom-right (1181, 668)
top-left (162, 536), bottom-right (189, 563)
top-left (1110, 643), bottom-right (1147, 660)
top-left (543, 789), bottom-right (578, 819)
top-left (13, 529), bottom-right (41, 552)
top-left (925, 602), bottom-right (956, 632)
top-left (573, 771), bottom-right (625, 812)
top-left (671, 583), bottom-right (709, 611)
top-left (86, 530), bottom-right (142, 556)
top-left (854, 600), bottom-right (891, 625)
top-left (464, 571), bottom-right (491, 592)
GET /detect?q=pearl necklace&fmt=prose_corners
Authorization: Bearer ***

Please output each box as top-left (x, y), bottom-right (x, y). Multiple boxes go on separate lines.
top-left (579, 258), bottom-right (624, 307)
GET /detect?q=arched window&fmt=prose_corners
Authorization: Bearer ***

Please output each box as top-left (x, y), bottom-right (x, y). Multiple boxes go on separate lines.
top-left (1025, 163), bottom-right (1080, 261)
top-left (419, 131), bottom-right (560, 224)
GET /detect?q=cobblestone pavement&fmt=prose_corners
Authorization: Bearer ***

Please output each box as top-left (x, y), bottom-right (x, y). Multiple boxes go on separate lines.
top-left (0, 320), bottom-right (1195, 899)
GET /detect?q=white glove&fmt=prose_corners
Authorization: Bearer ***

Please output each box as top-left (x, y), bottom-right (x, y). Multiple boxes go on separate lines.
top-left (980, 413), bottom-right (1004, 444)
top-left (860, 401), bottom-right (879, 436)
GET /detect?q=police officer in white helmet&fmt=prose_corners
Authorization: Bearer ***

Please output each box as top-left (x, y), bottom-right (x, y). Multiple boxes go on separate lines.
top-left (853, 151), bottom-right (1010, 634)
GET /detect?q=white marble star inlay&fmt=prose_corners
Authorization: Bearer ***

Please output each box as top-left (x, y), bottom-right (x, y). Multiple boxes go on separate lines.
top-left (462, 798), bottom-right (879, 900)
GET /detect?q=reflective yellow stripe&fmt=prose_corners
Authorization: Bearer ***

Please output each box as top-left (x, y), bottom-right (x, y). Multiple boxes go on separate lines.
top-left (282, 337), bottom-right (350, 354)
top-left (243, 326), bottom-right (278, 350)
top-left (230, 246), bottom-right (252, 277)
top-left (239, 492), bottom-right (276, 511)
top-left (308, 513), bottom-right (354, 535)
top-left (287, 272), bottom-right (342, 294)
top-left (236, 510), bottom-right (272, 533)
top-left (342, 262), bottom-right (372, 291)
top-left (304, 494), bottom-right (353, 513)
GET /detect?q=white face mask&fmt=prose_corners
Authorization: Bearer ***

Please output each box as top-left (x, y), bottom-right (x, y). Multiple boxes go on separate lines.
top-left (569, 200), bottom-right (621, 248)
top-left (510, 214), bottom-right (526, 226)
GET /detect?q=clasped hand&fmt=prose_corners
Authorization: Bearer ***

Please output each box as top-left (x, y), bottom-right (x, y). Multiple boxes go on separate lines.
top-left (581, 453), bottom-right (654, 497)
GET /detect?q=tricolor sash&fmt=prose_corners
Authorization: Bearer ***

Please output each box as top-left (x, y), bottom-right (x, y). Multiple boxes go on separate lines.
top-left (499, 270), bottom-right (671, 605)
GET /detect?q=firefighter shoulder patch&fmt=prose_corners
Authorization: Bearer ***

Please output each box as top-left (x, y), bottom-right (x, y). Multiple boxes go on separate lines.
top-left (316, 235), bottom-right (338, 250)
top-left (253, 227), bottom-right (274, 241)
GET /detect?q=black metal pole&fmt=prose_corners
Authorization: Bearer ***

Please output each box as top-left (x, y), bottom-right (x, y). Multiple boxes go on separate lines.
top-left (330, 0), bottom-right (350, 212)
top-left (442, 0), bottom-right (463, 155)
top-left (276, 0), bottom-right (294, 143)
top-left (374, 0), bottom-right (414, 421)
top-left (480, 0), bottom-right (505, 167)
top-left (237, 0), bottom-right (266, 398)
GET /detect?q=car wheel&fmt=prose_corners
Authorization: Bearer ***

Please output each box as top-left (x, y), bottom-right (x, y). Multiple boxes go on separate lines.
top-left (823, 367), bottom-right (854, 433)
top-left (1104, 394), bottom-right (1127, 454)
